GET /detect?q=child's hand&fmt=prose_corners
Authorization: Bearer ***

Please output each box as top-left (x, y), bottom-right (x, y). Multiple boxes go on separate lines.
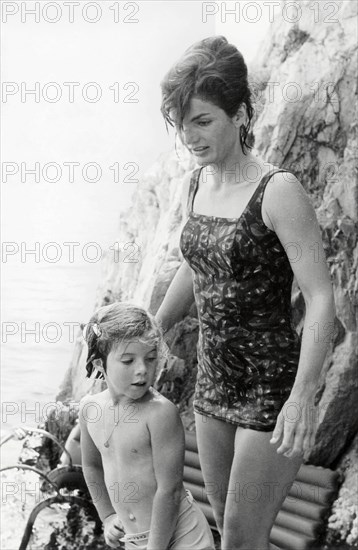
top-left (103, 513), bottom-right (125, 548)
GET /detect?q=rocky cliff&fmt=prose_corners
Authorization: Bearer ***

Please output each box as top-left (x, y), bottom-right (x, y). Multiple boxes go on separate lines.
top-left (58, 0), bottom-right (357, 545)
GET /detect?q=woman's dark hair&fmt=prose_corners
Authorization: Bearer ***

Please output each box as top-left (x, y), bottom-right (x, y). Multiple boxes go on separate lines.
top-left (83, 302), bottom-right (164, 380)
top-left (160, 36), bottom-right (253, 154)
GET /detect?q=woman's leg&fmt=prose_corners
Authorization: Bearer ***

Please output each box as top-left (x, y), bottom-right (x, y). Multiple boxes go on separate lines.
top-left (195, 412), bottom-right (236, 535)
top-left (222, 427), bottom-right (302, 550)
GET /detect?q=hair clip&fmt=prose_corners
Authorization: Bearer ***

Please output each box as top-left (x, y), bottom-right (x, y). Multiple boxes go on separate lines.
top-left (92, 323), bottom-right (102, 338)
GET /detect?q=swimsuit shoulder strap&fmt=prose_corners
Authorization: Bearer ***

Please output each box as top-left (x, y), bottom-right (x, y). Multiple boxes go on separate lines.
top-left (253, 167), bottom-right (292, 203)
top-left (185, 167), bottom-right (202, 217)
top-left (253, 168), bottom-right (293, 221)
top-left (260, 168), bottom-right (292, 193)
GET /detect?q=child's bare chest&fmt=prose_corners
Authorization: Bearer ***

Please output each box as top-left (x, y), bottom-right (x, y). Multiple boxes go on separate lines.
top-left (89, 401), bottom-right (151, 458)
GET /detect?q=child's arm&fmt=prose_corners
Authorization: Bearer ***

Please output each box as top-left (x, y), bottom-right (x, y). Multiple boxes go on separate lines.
top-left (79, 398), bottom-right (124, 548)
top-left (146, 400), bottom-right (185, 550)
top-left (60, 422), bottom-right (81, 465)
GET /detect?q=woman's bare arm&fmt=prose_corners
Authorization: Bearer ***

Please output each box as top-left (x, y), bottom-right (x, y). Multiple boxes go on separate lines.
top-left (155, 172), bottom-right (195, 333)
top-left (155, 261), bottom-right (195, 333)
top-left (263, 172), bottom-right (335, 457)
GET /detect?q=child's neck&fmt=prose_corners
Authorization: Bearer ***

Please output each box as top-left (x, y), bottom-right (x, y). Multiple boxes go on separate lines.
top-left (106, 387), bottom-right (152, 407)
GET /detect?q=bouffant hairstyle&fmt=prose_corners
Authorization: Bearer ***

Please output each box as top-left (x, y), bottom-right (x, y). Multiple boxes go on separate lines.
top-left (160, 36), bottom-right (253, 154)
top-left (83, 302), bottom-right (164, 380)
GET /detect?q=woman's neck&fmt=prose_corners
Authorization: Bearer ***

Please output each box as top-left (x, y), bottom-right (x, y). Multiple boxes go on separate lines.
top-left (205, 153), bottom-right (269, 189)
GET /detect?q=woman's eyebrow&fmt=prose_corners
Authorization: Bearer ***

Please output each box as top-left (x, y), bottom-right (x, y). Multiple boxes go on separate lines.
top-left (190, 113), bottom-right (211, 122)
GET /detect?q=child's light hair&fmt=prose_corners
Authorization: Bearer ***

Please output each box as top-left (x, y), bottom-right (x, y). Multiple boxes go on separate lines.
top-left (83, 302), bottom-right (167, 379)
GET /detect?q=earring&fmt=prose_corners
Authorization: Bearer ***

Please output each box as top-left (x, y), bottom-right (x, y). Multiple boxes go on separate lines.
top-left (93, 358), bottom-right (104, 371)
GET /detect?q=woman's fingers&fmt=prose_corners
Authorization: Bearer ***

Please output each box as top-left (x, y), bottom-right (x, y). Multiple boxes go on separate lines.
top-left (284, 424), bottom-right (306, 458)
top-left (276, 420), bottom-right (296, 455)
top-left (270, 411), bottom-right (284, 445)
top-left (302, 421), bottom-right (315, 454)
top-left (271, 399), bottom-right (318, 457)
top-left (271, 407), bottom-right (298, 453)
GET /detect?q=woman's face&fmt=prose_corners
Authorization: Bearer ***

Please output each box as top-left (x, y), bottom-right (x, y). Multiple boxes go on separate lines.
top-left (178, 97), bottom-right (240, 166)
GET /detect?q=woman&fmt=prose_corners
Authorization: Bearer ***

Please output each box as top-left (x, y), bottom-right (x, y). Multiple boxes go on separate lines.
top-left (156, 36), bottom-right (335, 550)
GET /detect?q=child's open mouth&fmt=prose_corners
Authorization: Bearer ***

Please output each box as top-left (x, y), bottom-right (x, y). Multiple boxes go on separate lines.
top-left (132, 382), bottom-right (146, 386)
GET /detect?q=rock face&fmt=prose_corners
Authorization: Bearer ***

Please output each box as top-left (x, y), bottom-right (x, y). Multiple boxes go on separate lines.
top-left (325, 431), bottom-right (358, 547)
top-left (250, 0), bottom-right (358, 467)
top-left (58, 0), bottom-right (357, 545)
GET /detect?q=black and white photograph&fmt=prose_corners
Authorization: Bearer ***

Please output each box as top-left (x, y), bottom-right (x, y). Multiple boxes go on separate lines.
top-left (1, 1), bottom-right (357, 549)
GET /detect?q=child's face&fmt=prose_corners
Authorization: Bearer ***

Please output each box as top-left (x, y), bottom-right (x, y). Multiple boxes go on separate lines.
top-left (105, 336), bottom-right (158, 400)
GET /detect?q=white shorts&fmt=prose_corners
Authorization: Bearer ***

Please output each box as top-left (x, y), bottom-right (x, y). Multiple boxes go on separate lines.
top-left (121, 490), bottom-right (215, 550)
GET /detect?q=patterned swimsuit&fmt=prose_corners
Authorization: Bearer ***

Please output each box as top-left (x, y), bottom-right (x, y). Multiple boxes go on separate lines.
top-left (180, 167), bottom-right (301, 431)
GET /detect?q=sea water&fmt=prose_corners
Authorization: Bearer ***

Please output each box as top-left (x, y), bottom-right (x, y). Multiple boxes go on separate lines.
top-left (1, 181), bottom-right (134, 464)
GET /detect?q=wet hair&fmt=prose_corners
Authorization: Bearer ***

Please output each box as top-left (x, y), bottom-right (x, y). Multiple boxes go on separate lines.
top-left (83, 302), bottom-right (165, 380)
top-left (160, 36), bottom-right (253, 154)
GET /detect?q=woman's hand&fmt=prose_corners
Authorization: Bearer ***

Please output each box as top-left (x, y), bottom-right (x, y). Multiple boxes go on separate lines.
top-left (270, 390), bottom-right (317, 458)
top-left (103, 514), bottom-right (125, 548)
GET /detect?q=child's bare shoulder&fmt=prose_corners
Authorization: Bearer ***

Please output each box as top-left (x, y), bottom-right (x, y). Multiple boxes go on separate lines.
top-left (144, 389), bottom-right (185, 449)
top-left (145, 388), bottom-right (181, 426)
top-left (80, 389), bottom-right (108, 405)
top-left (79, 390), bottom-right (108, 423)
top-left (147, 387), bottom-right (177, 409)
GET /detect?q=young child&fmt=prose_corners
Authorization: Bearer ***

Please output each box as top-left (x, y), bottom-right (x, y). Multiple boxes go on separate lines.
top-left (80, 302), bottom-right (215, 550)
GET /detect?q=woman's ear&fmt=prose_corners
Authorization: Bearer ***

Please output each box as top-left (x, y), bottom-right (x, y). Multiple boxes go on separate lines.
top-left (93, 358), bottom-right (105, 374)
top-left (233, 104), bottom-right (248, 128)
